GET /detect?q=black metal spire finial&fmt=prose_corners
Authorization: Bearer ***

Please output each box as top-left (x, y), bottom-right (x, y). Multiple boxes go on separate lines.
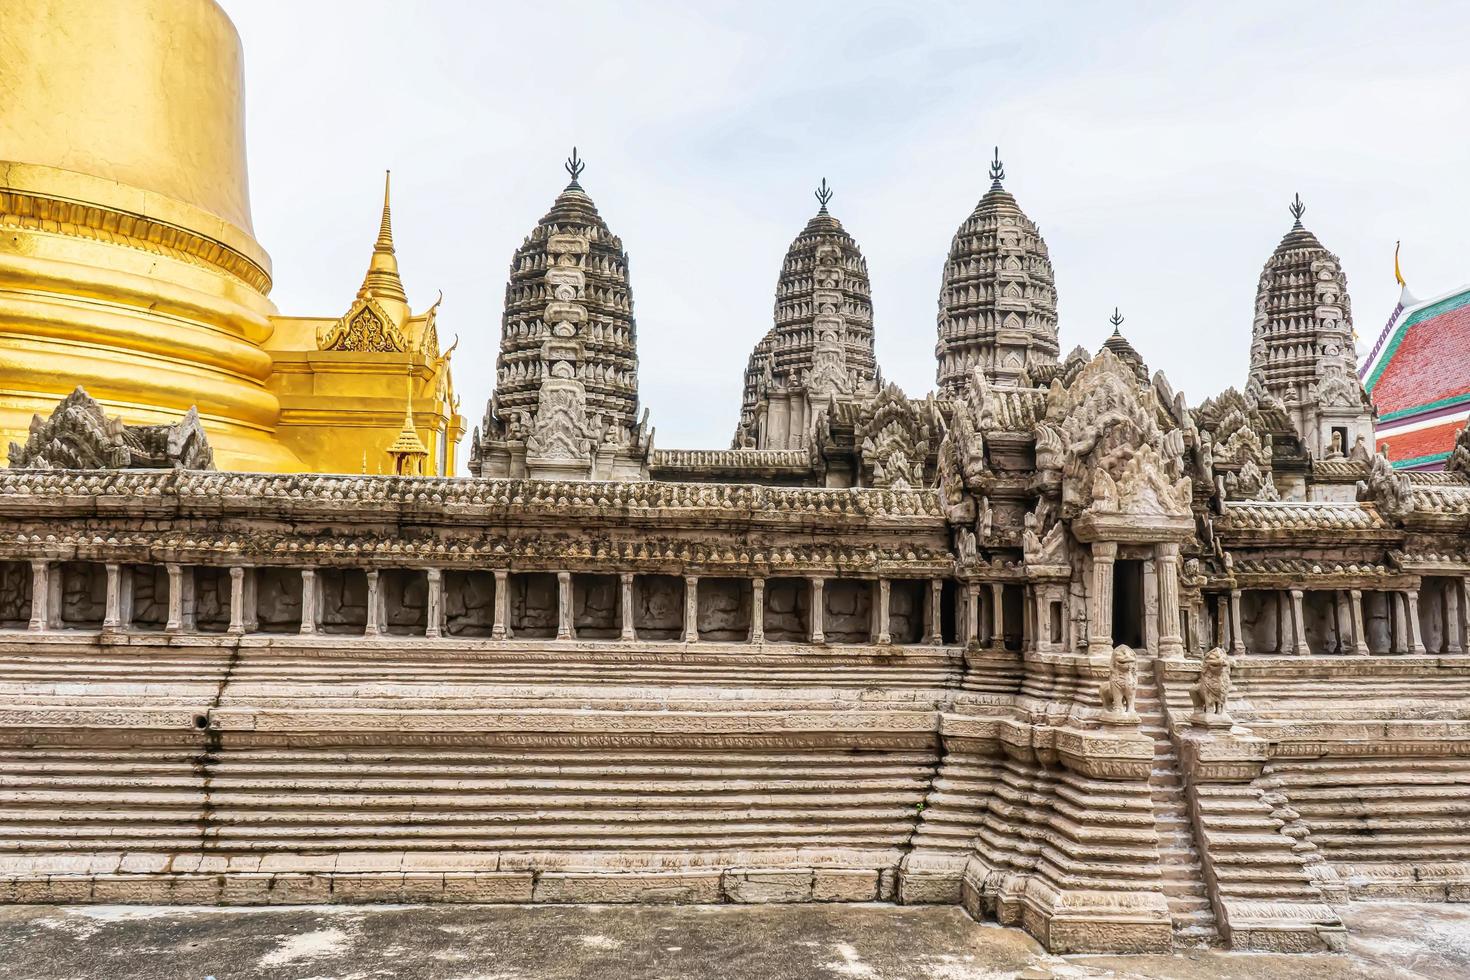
top-left (565, 147), bottom-right (586, 188)
top-left (988, 146), bottom-right (1005, 189)
top-left (815, 178), bottom-right (834, 214)
top-left (1109, 307), bottom-right (1124, 332)
top-left (1289, 192), bottom-right (1306, 227)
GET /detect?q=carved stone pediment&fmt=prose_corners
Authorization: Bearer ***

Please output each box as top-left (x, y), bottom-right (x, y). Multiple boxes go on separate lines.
top-left (8, 387), bottom-right (215, 471)
top-left (855, 384), bottom-right (935, 490)
top-left (1356, 452), bottom-right (1414, 521)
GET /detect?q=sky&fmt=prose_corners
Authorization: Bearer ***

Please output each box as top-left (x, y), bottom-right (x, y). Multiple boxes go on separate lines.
top-left (223, 0), bottom-right (1470, 465)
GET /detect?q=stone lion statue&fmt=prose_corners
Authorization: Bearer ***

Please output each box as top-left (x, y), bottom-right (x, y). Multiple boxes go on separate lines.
top-left (1191, 647), bottom-right (1232, 718)
top-left (1099, 644), bottom-right (1138, 716)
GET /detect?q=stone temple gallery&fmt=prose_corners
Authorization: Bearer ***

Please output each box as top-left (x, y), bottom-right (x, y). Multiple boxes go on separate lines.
top-left (4, 0), bottom-right (1470, 958)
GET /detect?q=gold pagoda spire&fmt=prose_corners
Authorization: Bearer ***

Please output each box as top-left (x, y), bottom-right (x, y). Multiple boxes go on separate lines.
top-left (359, 171), bottom-right (409, 307)
top-left (386, 368), bottom-right (429, 476)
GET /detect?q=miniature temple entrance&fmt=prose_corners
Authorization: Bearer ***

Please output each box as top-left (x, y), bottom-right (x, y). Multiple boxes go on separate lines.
top-left (1112, 559), bottom-right (1145, 649)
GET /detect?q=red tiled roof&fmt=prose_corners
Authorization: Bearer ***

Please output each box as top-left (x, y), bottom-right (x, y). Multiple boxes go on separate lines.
top-left (1369, 295), bottom-right (1470, 415)
top-left (1377, 417), bottom-right (1464, 466)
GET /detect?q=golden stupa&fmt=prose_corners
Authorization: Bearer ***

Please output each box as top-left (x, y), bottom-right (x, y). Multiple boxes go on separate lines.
top-left (0, 0), bottom-right (462, 474)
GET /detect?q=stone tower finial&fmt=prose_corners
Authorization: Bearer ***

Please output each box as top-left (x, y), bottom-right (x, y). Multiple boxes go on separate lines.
top-left (1110, 307), bottom-right (1124, 332)
top-left (565, 147), bottom-right (586, 190)
top-left (815, 178), bottom-right (834, 215)
top-left (989, 147), bottom-right (1005, 190)
top-left (1289, 192), bottom-right (1306, 228)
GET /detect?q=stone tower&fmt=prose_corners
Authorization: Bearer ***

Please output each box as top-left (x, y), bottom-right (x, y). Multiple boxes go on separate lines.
top-left (935, 149), bottom-right (1058, 392)
top-left (470, 151), bottom-right (651, 479)
top-left (1247, 195), bottom-right (1373, 460)
top-left (734, 180), bottom-right (878, 450)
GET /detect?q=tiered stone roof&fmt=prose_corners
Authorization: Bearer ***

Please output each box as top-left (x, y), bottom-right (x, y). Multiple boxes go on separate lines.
top-left (935, 149), bottom-right (1058, 392)
top-left (734, 183), bottom-right (877, 448)
top-left (484, 164), bottom-right (640, 441)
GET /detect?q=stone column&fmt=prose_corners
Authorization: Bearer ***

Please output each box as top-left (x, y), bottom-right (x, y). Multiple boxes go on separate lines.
top-left (962, 583), bottom-right (979, 647)
top-left (684, 575), bottom-right (699, 643)
top-left (810, 577), bottom-right (825, 644)
top-left (1088, 542), bottom-right (1117, 656)
top-left (929, 579), bottom-right (943, 646)
top-left (1228, 589), bottom-right (1244, 655)
top-left (364, 569), bottom-right (381, 637)
top-left (492, 570), bottom-right (510, 639)
top-left (1155, 544), bottom-right (1184, 659)
top-left (299, 568), bottom-right (318, 636)
top-left (242, 569), bottom-right (258, 632)
top-left (874, 579), bottom-right (892, 645)
top-left (1035, 588), bottom-right (1054, 654)
top-left (1391, 592), bottom-right (1409, 654)
top-left (750, 577), bottom-right (765, 643)
top-left (425, 568), bottom-right (443, 638)
top-left (1289, 589), bottom-right (1310, 655)
top-left (228, 566), bottom-right (247, 635)
top-left (1445, 583), bottom-right (1464, 655)
top-left (1405, 589), bottom-right (1426, 654)
top-left (166, 564), bottom-right (187, 633)
top-left (620, 572), bottom-right (636, 641)
top-left (1348, 589), bottom-right (1369, 655)
top-left (1460, 578), bottom-right (1470, 653)
top-left (990, 582), bottom-right (1005, 649)
top-left (557, 571), bottom-right (574, 641)
top-left (27, 560), bottom-right (50, 632)
top-left (103, 562), bottom-right (124, 633)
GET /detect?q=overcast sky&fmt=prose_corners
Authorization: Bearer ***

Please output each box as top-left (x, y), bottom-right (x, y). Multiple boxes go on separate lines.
top-left (224, 1), bottom-right (1470, 464)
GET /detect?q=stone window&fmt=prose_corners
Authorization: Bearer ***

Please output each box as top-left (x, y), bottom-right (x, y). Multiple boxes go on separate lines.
top-left (697, 578), bottom-right (751, 641)
top-left (1363, 592), bottom-right (1396, 654)
top-left (1302, 591), bottom-right (1339, 656)
top-left (317, 568), bottom-right (368, 635)
top-left (573, 573), bottom-right (620, 639)
top-left (633, 574), bottom-right (684, 641)
top-left (127, 564), bottom-right (169, 631)
top-left (762, 577), bottom-right (810, 643)
top-left (254, 568), bottom-right (303, 634)
top-left (510, 572), bottom-right (558, 639)
top-left (57, 561), bottom-right (105, 629)
top-left (0, 561), bottom-right (32, 628)
top-left (380, 569), bottom-right (428, 636)
top-left (1419, 577), bottom-right (1461, 654)
top-left (1003, 584), bottom-right (1025, 651)
top-left (939, 580), bottom-right (959, 645)
top-left (823, 579), bottom-right (873, 645)
top-left (888, 580), bottom-right (926, 645)
top-left (444, 570), bottom-right (495, 636)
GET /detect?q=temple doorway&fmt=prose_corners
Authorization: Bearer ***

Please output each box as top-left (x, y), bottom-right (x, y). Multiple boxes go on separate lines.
top-left (1112, 560), bottom-right (1145, 649)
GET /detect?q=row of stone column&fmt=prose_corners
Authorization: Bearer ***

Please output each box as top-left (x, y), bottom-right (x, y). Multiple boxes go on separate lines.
top-left (23, 560), bottom-right (961, 646)
top-left (1212, 585), bottom-right (1455, 656)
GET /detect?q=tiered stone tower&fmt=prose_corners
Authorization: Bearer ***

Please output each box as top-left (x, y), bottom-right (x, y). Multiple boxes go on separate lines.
top-left (734, 180), bottom-right (878, 449)
top-left (1247, 195), bottom-right (1373, 459)
top-left (935, 149), bottom-right (1058, 392)
top-left (470, 151), bottom-right (651, 479)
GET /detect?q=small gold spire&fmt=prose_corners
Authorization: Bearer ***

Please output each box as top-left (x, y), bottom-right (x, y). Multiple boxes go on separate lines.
top-left (359, 170), bottom-right (408, 306)
top-left (386, 366), bottom-right (429, 476)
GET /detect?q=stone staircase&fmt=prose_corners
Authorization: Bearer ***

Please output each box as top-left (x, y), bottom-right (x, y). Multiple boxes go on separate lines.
top-left (1137, 662), bottom-right (1220, 947)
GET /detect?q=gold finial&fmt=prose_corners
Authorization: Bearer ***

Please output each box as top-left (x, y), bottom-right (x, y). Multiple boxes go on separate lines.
top-left (386, 365), bottom-right (429, 476)
top-left (359, 170), bottom-right (407, 306)
top-left (376, 170), bottom-right (395, 252)
top-left (1394, 240), bottom-right (1406, 287)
